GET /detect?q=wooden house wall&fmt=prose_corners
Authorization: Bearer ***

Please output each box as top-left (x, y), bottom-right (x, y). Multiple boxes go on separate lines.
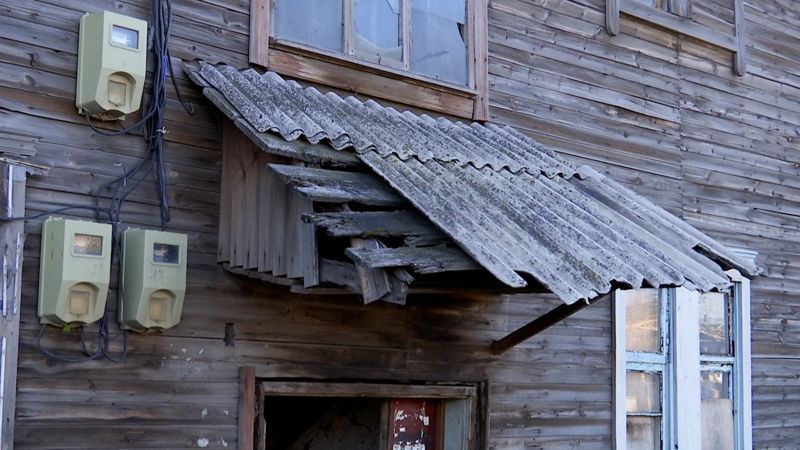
top-left (0, 0), bottom-right (797, 449)
top-left (486, 0), bottom-right (800, 447)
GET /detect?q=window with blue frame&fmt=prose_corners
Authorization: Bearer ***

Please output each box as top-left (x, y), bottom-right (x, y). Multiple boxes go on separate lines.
top-left (614, 274), bottom-right (752, 450)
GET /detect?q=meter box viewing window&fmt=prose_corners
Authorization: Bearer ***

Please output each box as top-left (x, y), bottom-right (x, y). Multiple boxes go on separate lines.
top-left (38, 218), bottom-right (112, 325)
top-left (121, 229), bottom-right (188, 331)
top-left (76, 10), bottom-right (147, 120)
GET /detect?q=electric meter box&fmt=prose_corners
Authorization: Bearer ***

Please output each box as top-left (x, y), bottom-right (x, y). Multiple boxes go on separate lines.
top-left (121, 229), bottom-right (187, 331)
top-left (38, 218), bottom-right (113, 325)
top-left (76, 10), bottom-right (147, 121)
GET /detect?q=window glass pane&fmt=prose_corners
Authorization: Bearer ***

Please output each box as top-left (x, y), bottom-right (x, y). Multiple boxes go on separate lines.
top-left (274, 0), bottom-right (343, 52)
top-left (410, 0), bottom-right (468, 85)
top-left (626, 371), bottom-right (661, 414)
top-left (625, 289), bottom-right (661, 353)
top-left (354, 0), bottom-right (402, 63)
top-left (699, 292), bottom-right (731, 355)
top-left (627, 416), bottom-right (661, 450)
top-left (701, 371), bottom-right (735, 450)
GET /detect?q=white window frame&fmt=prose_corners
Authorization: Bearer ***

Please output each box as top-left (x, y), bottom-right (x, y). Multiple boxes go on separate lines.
top-left (613, 271), bottom-right (752, 450)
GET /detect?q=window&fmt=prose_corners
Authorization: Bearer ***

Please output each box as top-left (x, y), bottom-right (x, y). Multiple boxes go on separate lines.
top-left (605, 0), bottom-right (746, 75)
top-left (628, 0), bottom-right (690, 17)
top-left (613, 272), bottom-right (752, 449)
top-left (254, 381), bottom-right (484, 450)
top-left (249, 0), bottom-right (489, 120)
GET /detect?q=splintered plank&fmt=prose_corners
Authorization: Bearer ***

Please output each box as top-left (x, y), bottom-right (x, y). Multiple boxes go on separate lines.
top-left (349, 239), bottom-right (391, 304)
top-left (345, 245), bottom-right (481, 274)
top-left (303, 210), bottom-right (444, 241)
top-left (268, 164), bottom-right (405, 206)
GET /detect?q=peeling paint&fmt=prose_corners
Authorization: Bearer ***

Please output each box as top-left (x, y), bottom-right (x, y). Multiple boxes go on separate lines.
top-left (196, 437), bottom-right (209, 448)
top-left (220, 437), bottom-right (228, 447)
top-left (201, 408), bottom-right (208, 418)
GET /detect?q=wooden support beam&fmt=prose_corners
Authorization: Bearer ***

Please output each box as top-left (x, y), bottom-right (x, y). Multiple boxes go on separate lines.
top-left (238, 367), bottom-right (256, 450)
top-left (490, 295), bottom-right (606, 355)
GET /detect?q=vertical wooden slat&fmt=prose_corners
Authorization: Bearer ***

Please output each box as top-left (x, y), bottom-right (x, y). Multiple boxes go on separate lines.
top-left (256, 155), bottom-right (274, 273)
top-left (238, 367), bottom-right (256, 450)
top-left (218, 121), bottom-right (236, 263)
top-left (226, 124), bottom-right (247, 268)
top-left (349, 238), bottom-right (391, 303)
top-left (249, 0), bottom-right (271, 67)
top-left (299, 196), bottom-right (319, 288)
top-left (270, 175), bottom-right (288, 277)
top-left (285, 190), bottom-right (303, 279)
top-left (0, 162), bottom-right (26, 450)
top-left (733, 0), bottom-right (747, 76)
top-left (471, 0), bottom-right (490, 121)
top-left (606, 0), bottom-right (620, 35)
top-left (244, 146), bottom-right (260, 270)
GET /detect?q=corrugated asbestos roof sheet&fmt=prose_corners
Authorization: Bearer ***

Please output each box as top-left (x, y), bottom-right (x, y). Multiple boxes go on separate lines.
top-left (188, 62), bottom-right (760, 305)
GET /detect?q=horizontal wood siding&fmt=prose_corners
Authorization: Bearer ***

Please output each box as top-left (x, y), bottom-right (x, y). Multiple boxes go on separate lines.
top-left (2, 0), bottom-right (798, 449)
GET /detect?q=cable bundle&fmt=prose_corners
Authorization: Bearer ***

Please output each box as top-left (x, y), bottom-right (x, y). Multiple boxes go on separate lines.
top-left (38, 0), bottom-right (192, 363)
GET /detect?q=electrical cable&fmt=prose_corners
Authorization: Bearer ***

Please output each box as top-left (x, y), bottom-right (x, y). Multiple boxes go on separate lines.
top-left (36, 0), bottom-right (189, 363)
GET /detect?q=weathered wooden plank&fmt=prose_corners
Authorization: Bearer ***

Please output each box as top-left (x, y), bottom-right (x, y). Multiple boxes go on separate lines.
top-left (345, 245), bottom-right (482, 274)
top-left (269, 173), bottom-right (289, 276)
top-left (303, 210), bottom-right (443, 239)
top-left (267, 164), bottom-right (405, 206)
top-left (318, 258), bottom-right (361, 293)
top-left (1, 162), bottom-right (26, 450)
top-left (298, 195), bottom-right (319, 287)
top-left (349, 238), bottom-right (391, 304)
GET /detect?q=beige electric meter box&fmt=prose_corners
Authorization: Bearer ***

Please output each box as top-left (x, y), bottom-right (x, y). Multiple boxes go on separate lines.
top-left (76, 10), bottom-right (147, 120)
top-left (38, 218), bottom-right (112, 325)
top-left (121, 229), bottom-right (187, 331)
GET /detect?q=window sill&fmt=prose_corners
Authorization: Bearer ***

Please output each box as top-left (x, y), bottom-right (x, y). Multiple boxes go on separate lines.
top-left (256, 38), bottom-right (482, 120)
top-left (272, 39), bottom-right (479, 97)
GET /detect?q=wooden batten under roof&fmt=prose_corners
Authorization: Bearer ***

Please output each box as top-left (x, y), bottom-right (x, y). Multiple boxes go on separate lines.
top-left (218, 120), bottom-right (496, 305)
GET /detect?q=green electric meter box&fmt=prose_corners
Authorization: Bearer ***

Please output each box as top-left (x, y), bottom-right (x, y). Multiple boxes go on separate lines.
top-left (38, 218), bottom-right (113, 325)
top-left (76, 10), bottom-right (147, 121)
top-left (121, 229), bottom-right (187, 331)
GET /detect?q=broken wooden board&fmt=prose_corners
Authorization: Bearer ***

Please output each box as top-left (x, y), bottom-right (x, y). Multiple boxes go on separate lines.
top-left (303, 210), bottom-right (444, 241)
top-left (268, 164), bottom-right (405, 206)
top-left (345, 245), bottom-right (481, 274)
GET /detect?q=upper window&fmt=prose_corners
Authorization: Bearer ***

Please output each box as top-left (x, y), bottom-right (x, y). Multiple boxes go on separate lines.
top-left (629, 0), bottom-right (690, 17)
top-left (606, 0), bottom-right (747, 75)
top-left (250, 0), bottom-right (489, 120)
top-left (274, 0), bottom-right (468, 86)
top-left (613, 273), bottom-right (752, 450)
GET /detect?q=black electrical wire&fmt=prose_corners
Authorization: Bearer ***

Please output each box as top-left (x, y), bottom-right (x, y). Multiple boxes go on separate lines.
top-left (36, 0), bottom-right (189, 364)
